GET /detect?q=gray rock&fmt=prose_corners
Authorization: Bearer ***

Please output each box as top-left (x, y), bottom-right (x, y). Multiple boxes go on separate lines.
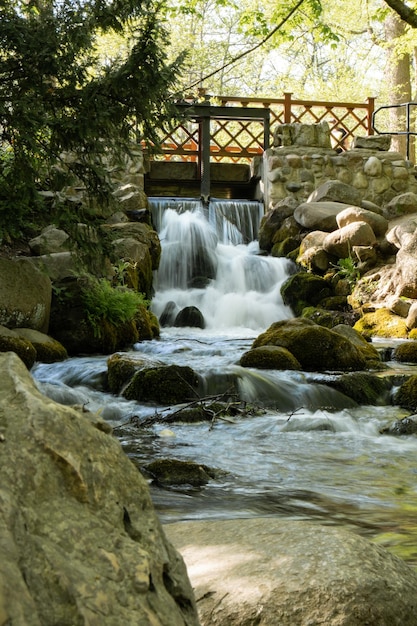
top-left (352, 135), bottom-right (392, 151)
top-left (165, 518), bottom-right (417, 626)
top-left (294, 201), bottom-right (348, 231)
top-left (0, 352), bottom-right (199, 626)
top-left (0, 257), bottom-right (51, 332)
top-left (29, 225), bottom-right (70, 255)
top-left (308, 179), bottom-right (363, 206)
top-left (336, 206), bottom-right (388, 237)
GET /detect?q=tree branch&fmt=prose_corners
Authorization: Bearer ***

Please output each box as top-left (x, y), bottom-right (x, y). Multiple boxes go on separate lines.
top-left (383, 0), bottom-right (417, 28)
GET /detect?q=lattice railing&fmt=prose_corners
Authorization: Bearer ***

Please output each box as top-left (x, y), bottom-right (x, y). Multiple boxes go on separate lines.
top-left (146, 93), bottom-right (375, 163)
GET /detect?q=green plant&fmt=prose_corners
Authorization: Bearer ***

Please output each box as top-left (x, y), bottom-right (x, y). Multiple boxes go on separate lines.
top-left (80, 277), bottom-right (148, 338)
top-left (334, 256), bottom-right (360, 287)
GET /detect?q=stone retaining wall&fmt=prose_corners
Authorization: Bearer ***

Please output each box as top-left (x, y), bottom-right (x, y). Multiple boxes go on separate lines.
top-left (264, 122), bottom-right (417, 210)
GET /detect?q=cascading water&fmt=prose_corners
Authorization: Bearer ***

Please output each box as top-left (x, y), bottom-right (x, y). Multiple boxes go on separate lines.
top-left (31, 196), bottom-right (417, 567)
top-left (150, 198), bottom-right (293, 331)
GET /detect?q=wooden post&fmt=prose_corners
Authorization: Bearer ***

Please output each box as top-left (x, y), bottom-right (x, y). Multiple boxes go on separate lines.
top-left (284, 92), bottom-right (292, 123)
top-left (367, 97), bottom-right (375, 136)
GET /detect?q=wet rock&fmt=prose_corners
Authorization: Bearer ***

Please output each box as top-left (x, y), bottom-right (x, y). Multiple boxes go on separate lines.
top-left (301, 306), bottom-right (357, 330)
top-left (252, 318), bottom-right (367, 372)
top-left (165, 518), bottom-right (417, 626)
top-left (393, 341), bottom-right (417, 363)
top-left (123, 364), bottom-right (200, 404)
top-left (240, 345), bottom-right (301, 370)
top-left (144, 459), bottom-right (218, 487)
top-left (381, 414), bottom-right (417, 436)
top-left (394, 375), bottom-right (417, 411)
top-left (160, 301), bottom-right (179, 327)
top-left (174, 306), bottom-right (205, 329)
top-left (332, 324), bottom-right (382, 367)
top-left (0, 352), bottom-right (199, 626)
top-left (326, 371), bottom-right (390, 404)
top-left (107, 352), bottom-right (163, 394)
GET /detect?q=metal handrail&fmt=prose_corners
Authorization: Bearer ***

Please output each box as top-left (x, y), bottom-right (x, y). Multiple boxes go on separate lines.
top-left (372, 102), bottom-right (417, 161)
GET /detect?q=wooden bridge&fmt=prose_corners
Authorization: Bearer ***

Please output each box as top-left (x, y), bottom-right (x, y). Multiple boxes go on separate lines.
top-left (143, 92), bottom-right (376, 200)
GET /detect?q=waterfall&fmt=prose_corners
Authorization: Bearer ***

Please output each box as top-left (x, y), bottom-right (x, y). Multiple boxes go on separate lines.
top-left (149, 198), bottom-right (293, 331)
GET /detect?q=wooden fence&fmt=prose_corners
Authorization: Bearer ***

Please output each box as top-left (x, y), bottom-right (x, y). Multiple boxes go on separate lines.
top-left (146, 92), bottom-right (376, 164)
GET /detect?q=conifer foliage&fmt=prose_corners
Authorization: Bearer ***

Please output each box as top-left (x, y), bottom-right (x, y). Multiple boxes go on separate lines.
top-left (0, 0), bottom-right (185, 237)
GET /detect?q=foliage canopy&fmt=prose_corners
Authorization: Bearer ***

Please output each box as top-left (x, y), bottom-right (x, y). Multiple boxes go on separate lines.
top-left (0, 0), bottom-right (186, 239)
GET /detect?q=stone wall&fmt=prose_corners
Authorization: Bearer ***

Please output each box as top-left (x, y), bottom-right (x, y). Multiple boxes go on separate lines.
top-left (264, 121), bottom-right (417, 210)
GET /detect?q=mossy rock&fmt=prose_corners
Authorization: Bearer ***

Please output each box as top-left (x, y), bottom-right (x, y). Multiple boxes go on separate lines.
top-left (271, 237), bottom-right (299, 258)
top-left (163, 402), bottom-right (230, 424)
top-left (393, 342), bottom-right (417, 363)
top-left (394, 375), bottom-right (417, 411)
top-left (123, 364), bottom-right (200, 404)
top-left (353, 309), bottom-right (408, 340)
top-left (320, 296), bottom-right (349, 311)
top-left (143, 459), bottom-right (217, 487)
top-left (332, 324), bottom-right (383, 369)
top-left (0, 327), bottom-right (36, 369)
top-left (240, 345), bottom-right (301, 370)
top-left (301, 306), bottom-right (354, 329)
top-left (251, 318), bottom-right (367, 372)
top-left (325, 372), bottom-right (391, 405)
top-left (107, 352), bottom-right (163, 394)
top-left (280, 272), bottom-right (333, 316)
top-left (13, 328), bottom-right (67, 363)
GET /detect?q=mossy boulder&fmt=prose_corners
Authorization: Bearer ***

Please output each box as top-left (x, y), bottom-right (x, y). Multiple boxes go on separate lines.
top-left (301, 306), bottom-right (355, 329)
top-left (143, 459), bottom-right (217, 487)
top-left (281, 272), bottom-right (333, 316)
top-left (240, 345), bottom-right (301, 370)
top-left (13, 328), bottom-right (67, 363)
top-left (325, 372), bottom-right (391, 405)
top-left (123, 364), bottom-right (200, 404)
top-left (393, 341), bottom-right (417, 363)
top-left (394, 375), bottom-right (417, 411)
top-left (251, 318), bottom-right (367, 372)
top-left (331, 324), bottom-right (383, 368)
top-left (0, 326), bottom-right (36, 368)
top-left (353, 308), bottom-right (408, 339)
top-left (271, 237), bottom-right (299, 258)
top-left (107, 352), bottom-right (163, 394)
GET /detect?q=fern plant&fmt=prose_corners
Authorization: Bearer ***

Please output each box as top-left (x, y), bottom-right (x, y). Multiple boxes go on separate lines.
top-left (81, 277), bottom-right (148, 338)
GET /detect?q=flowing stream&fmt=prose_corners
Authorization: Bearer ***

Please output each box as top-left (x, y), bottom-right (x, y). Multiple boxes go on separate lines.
top-left (32, 198), bottom-right (417, 567)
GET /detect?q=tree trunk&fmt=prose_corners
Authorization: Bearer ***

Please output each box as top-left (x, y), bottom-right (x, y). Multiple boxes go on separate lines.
top-left (385, 12), bottom-right (412, 158)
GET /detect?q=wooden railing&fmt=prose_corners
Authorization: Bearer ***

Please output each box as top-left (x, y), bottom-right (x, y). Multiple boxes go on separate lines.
top-left (146, 93), bottom-right (376, 163)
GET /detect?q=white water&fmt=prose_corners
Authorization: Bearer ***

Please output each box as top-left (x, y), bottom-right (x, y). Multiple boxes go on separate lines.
top-left (31, 198), bottom-right (417, 567)
top-left (151, 201), bottom-right (293, 330)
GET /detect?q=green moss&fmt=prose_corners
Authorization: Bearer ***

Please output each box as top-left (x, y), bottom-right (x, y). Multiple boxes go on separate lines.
top-left (240, 345), bottom-right (301, 370)
top-left (143, 459), bottom-right (217, 487)
top-left (326, 372), bottom-right (391, 405)
top-left (0, 336), bottom-right (36, 369)
top-left (353, 309), bottom-right (408, 339)
top-left (271, 237), bottom-right (299, 258)
top-left (123, 365), bottom-right (200, 404)
top-left (280, 272), bottom-right (333, 316)
top-left (393, 342), bottom-right (417, 363)
top-left (395, 375), bottom-right (417, 411)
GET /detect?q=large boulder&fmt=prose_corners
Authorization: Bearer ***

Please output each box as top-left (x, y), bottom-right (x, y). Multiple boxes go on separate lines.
top-left (294, 201), bottom-right (346, 231)
top-left (323, 221), bottom-right (377, 259)
top-left (0, 352), bottom-right (199, 626)
top-left (165, 518), bottom-right (417, 626)
top-left (251, 318), bottom-right (367, 371)
top-left (0, 257), bottom-right (51, 332)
